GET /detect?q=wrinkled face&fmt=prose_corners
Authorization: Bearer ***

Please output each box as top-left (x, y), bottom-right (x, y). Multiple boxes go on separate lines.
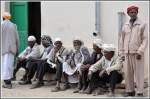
top-left (73, 40), bottom-right (82, 50)
top-left (103, 51), bottom-right (114, 60)
top-left (128, 9), bottom-right (138, 20)
top-left (28, 41), bottom-right (35, 48)
top-left (54, 41), bottom-right (62, 50)
top-left (42, 41), bottom-right (49, 48)
top-left (93, 44), bottom-right (101, 54)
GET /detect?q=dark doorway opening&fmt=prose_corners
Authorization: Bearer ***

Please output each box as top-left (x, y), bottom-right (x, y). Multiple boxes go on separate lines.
top-left (28, 2), bottom-right (41, 44)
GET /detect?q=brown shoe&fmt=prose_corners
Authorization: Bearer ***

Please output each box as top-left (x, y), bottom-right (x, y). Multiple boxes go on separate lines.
top-left (123, 91), bottom-right (135, 97)
top-left (30, 82), bottom-right (44, 89)
top-left (19, 80), bottom-right (32, 85)
top-left (136, 93), bottom-right (143, 97)
top-left (51, 87), bottom-right (61, 92)
top-left (61, 84), bottom-right (70, 91)
top-left (84, 88), bottom-right (92, 94)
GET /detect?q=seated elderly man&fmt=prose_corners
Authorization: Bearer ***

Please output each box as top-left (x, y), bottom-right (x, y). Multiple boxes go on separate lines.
top-left (19, 35), bottom-right (53, 85)
top-left (86, 44), bottom-right (123, 97)
top-left (12, 36), bottom-right (41, 81)
top-left (40, 38), bottom-right (70, 92)
top-left (62, 37), bottom-right (90, 91)
top-left (73, 38), bottom-right (103, 93)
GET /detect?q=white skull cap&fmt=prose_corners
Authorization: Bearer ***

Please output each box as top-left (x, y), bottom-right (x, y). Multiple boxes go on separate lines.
top-left (93, 38), bottom-right (103, 48)
top-left (54, 37), bottom-right (61, 42)
top-left (28, 36), bottom-right (36, 41)
top-left (102, 44), bottom-right (116, 52)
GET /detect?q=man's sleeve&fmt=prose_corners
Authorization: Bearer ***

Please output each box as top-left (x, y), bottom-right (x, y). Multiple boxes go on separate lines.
top-left (89, 57), bottom-right (104, 72)
top-left (18, 48), bottom-right (27, 58)
top-left (80, 47), bottom-right (90, 64)
top-left (137, 23), bottom-right (148, 55)
top-left (25, 46), bottom-right (41, 59)
top-left (46, 48), bottom-right (55, 62)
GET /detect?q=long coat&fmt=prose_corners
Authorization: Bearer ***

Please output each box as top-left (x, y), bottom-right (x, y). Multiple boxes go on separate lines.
top-left (2, 20), bottom-right (19, 55)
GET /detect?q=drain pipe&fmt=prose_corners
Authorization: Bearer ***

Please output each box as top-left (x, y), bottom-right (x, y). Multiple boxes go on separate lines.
top-left (94, 1), bottom-right (101, 39)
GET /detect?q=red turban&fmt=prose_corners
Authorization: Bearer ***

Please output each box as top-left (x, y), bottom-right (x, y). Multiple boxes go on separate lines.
top-left (127, 6), bottom-right (139, 14)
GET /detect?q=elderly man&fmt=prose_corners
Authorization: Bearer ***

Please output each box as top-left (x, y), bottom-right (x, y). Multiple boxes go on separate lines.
top-left (119, 5), bottom-right (148, 97)
top-left (46, 38), bottom-right (70, 92)
top-left (62, 37), bottom-right (90, 91)
top-left (19, 35), bottom-right (53, 85)
top-left (2, 12), bottom-right (19, 89)
top-left (73, 38), bottom-right (103, 93)
top-left (12, 36), bottom-right (41, 81)
top-left (86, 44), bottom-right (123, 97)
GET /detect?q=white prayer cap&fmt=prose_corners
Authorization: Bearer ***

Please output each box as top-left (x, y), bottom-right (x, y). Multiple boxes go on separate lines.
top-left (73, 36), bottom-right (83, 45)
top-left (54, 37), bottom-right (62, 42)
top-left (93, 38), bottom-right (103, 48)
top-left (28, 36), bottom-right (36, 41)
top-left (102, 44), bottom-right (116, 52)
top-left (2, 12), bottom-right (11, 19)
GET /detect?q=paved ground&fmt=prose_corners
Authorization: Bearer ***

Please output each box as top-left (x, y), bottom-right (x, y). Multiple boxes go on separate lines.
top-left (1, 69), bottom-right (149, 98)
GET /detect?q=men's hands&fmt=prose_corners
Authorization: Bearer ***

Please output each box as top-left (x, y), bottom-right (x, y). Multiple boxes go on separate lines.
top-left (99, 69), bottom-right (106, 77)
top-left (136, 53), bottom-right (141, 60)
top-left (70, 64), bottom-right (76, 69)
top-left (80, 64), bottom-right (90, 71)
top-left (121, 56), bottom-right (125, 61)
top-left (52, 64), bottom-right (56, 68)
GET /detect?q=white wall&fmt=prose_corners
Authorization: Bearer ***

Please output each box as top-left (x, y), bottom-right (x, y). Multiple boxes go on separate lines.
top-left (99, 1), bottom-right (149, 80)
top-left (1, 1), bottom-right (5, 21)
top-left (41, 1), bottom-right (95, 49)
top-left (1, 1), bottom-right (10, 21)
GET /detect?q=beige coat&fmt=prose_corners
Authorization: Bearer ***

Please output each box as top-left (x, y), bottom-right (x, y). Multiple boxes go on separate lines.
top-left (119, 18), bottom-right (148, 55)
top-left (89, 55), bottom-right (123, 74)
top-left (2, 20), bottom-right (19, 55)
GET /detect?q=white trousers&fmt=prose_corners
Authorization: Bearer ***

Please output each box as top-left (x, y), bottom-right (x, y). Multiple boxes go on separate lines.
top-left (63, 62), bottom-right (81, 83)
top-left (124, 54), bottom-right (144, 94)
top-left (1, 53), bottom-right (15, 80)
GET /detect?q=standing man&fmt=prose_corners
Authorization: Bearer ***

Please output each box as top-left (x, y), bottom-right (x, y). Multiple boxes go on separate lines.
top-left (119, 5), bottom-right (148, 97)
top-left (1, 12), bottom-right (19, 89)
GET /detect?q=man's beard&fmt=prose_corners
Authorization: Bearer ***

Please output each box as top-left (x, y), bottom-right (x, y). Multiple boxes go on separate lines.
top-left (74, 46), bottom-right (80, 51)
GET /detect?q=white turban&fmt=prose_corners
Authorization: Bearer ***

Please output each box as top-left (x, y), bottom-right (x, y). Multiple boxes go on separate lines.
top-left (102, 44), bottom-right (116, 52)
top-left (54, 37), bottom-right (62, 43)
top-left (93, 38), bottom-right (103, 48)
top-left (28, 36), bottom-right (36, 41)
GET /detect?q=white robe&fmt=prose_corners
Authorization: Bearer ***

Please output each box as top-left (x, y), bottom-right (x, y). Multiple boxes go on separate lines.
top-left (63, 62), bottom-right (81, 83)
top-left (1, 53), bottom-right (15, 80)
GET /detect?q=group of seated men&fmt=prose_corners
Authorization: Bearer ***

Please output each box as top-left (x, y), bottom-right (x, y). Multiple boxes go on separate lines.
top-left (12, 35), bottom-right (124, 97)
